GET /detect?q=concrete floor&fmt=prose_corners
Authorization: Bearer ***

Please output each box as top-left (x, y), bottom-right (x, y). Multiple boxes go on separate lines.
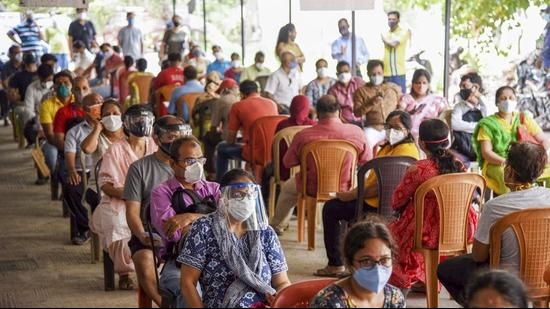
top-left (0, 125), bottom-right (459, 308)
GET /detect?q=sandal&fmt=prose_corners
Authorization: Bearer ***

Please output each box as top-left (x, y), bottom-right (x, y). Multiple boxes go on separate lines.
top-left (314, 267), bottom-right (350, 278)
top-left (119, 275), bottom-right (136, 291)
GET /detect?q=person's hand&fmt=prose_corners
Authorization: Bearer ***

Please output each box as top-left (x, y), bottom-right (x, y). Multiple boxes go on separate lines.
top-left (68, 169), bottom-right (81, 186)
top-left (373, 95), bottom-right (383, 105)
top-left (341, 45), bottom-right (347, 55)
top-left (412, 104), bottom-right (427, 114)
top-left (163, 213), bottom-right (198, 238)
top-left (139, 233), bottom-right (163, 247)
top-left (336, 191), bottom-right (356, 202)
top-left (265, 293), bottom-right (276, 307)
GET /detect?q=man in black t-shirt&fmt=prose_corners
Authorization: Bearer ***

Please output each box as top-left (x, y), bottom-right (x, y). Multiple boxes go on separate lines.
top-left (8, 53), bottom-right (38, 107)
top-left (0, 45), bottom-right (22, 126)
top-left (68, 8), bottom-right (97, 58)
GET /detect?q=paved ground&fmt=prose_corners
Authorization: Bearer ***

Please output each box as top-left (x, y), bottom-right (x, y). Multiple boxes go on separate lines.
top-left (0, 125), bottom-right (458, 308)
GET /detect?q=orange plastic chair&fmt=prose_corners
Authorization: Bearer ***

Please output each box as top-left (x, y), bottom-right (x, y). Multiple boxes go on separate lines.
top-left (490, 208), bottom-right (550, 307)
top-left (248, 115), bottom-right (289, 180)
top-left (138, 285), bottom-right (152, 308)
top-left (176, 92), bottom-right (203, 124)
top-left (298, 139), bottom-right (359, 250)
top-left (413, 173), bottom-right (486, 308)
top-left (128, 73), bottom-right (154, 105)
top-left (272, 278), bottom-right (336, 308)
top-left (155, 83), bottom-right (180, 117)
top-left (268, 125), bottom-right (311, 220)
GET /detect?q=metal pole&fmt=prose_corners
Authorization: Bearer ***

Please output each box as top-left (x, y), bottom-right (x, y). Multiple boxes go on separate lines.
top-left (203, 0), bottom-right (207, 52)
top-left (172, 0), bottom-right (176, 16)
top-left (351, 11), bottom-right (357, 77)
top-left (443, 0), bottom-right (451, 98)
top-left (241, 0), bottom-right (245, 65)
top-left (289, 0), bottom-right (292, 24)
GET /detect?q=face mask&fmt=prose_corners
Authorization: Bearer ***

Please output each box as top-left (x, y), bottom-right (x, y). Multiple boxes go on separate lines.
top-left (290, 61), bottom-right (298, 70)
top-left (388, 21), bottom-right (398, 29)
top-left (338, 72), bottom-right (352, 84)
top-left (26, 18), bottom-right (34, 24)
top-left (173, 21), bottom-right (181, 27)
top-left (459, 88), bottom-right (472, 101)
top-left (14, 53), bottom-right (23, 63)
top-left (417, 84), bottom-right (429, 95)
top-left (317, 67), bottom-right (328, 78)
top-left (129, 121), bottom-right (152, 137)
top-left (56, 84), bottom-right (71, 98)
top-left (255, 62), bottom-right (263, 70)
top-left (370, 75), bottom-right (384, 86)
top-left (353, 265), bottom-right (392, 293)
top-left (386, 129), bottom-right (407, 145)
top-left (544, 13), bottom-right (550, 22)
top-left (78, 12), bottom-right (87, 20)
top-left (159, 142), bottom-right (173, 156)
top-left (101, 115), bottom-right (123, 132)
top-left (42, 81), bottom-right (53, 89)
top-left (128, 18), bottom-right (135, 26)
top-left (88, 104), bottom-right (102, 120)
top-left (231, 60), bottom-right (240, 68)
top-left (192, 50), bottom-right (201, 58)
top-left (184, 162), bottom-right (204, 184)
top-left (214, 52), bottom-right (223, 61)
top-left (104, 50), bottom-right (114, 59)
top-left (227, 198), bottom-right (256, 222)
top-left (497, 100), bottom-right (517, 114)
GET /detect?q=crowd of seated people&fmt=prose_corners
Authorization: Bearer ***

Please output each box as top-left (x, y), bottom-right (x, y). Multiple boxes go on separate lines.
top-left (3, 7), bottom-right (550, 309)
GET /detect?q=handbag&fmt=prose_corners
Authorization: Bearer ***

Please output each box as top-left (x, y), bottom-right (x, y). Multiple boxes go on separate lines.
top-left (517, 112), bottom-right (541, 145)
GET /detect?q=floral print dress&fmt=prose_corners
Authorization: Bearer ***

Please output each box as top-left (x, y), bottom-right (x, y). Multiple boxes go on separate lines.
top-left (309, 284), bottom-right (405, 308)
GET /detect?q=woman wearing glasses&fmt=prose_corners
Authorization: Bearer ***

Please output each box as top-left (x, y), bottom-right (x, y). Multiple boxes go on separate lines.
top-left (179, 169), bottom-right (291, 308)
top-left (310, 219), bottom-right (405, 308)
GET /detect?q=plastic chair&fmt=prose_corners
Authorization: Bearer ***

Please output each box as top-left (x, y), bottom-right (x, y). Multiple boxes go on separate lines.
top-left (249, 115), bottom-right (288, 180)
top-left (268, 125), bottom-right (311, 220)
top-left (176, 92), bottom-right (203, 123)
top-left (414, 173), bottom-right (486, 308)
top-left (272, 278), bottom-right (336, 308)
top-left (155, 83), bottom-right (180, 117)
top-left (490, 208), bottom-right (550, 306)
top-left (356, 156), bottom-right (417, 220)
top-left (128, 74), bottom-right (154, 106)
top-left (298, 139), bottom-right (359, 250)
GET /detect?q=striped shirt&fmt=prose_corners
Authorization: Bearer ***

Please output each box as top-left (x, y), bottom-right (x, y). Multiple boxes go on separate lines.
top-left (383, 26), bottom-right (410, 77)
top-left (8, 21), bottom-right (43, 57)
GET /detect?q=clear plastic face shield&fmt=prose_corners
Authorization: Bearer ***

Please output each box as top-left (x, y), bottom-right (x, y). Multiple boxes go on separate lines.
top-left (124, 110), bottom-right (155, 137)
top-left (219, 183), bottom-right (268, 231)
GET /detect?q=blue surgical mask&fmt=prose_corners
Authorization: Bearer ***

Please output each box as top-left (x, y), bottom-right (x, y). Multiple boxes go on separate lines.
top-left (56, 84), bottom-right (71, 99)
top-left (128, 18), bottom-right (135, 26)
top-left (290, 61), bottom-right (298, 70)
top-left (352, 265), bottom-right (392, 293)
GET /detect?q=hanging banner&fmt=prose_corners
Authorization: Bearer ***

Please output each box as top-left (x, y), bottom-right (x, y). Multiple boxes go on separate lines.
top-left (20, 0), bottom-right (89, 8)
top-left (300, 0), bottom-right (375, 11)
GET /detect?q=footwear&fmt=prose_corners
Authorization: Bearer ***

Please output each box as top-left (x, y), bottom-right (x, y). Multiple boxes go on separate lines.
top-left (119, 275), bottom-right (136, 290)
top-left (272, 226), bottom-right (285, 236)
top-left (35, 177), bottom-right (49, 186)
top-left (314, 266), bottom-right (350, 278)
top-left (72, 232), bottom-right (91, 246)
top-left (3, 118), bottom-right (9, 127)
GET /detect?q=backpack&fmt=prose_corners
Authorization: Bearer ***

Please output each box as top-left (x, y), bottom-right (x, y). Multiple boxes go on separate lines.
top-left (164, 188), bottom-right (217, 262)
top-left (451, 109), bottom-right (483, 162)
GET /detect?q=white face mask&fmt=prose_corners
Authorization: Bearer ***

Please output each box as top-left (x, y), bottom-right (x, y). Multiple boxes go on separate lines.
top-left (338, 72), bottom-right (352, 84)
top-left (43, 81), bottom-right (54, 89)
top-left (14, 53), bottom-right (23, 62)
top-left (214, 52), bottom-right (223, 61)
top-left (184, 162), bottom-right (204, 184)
top-left (255, 62), bottom-right (263, 70)
top-left (317, 67), bottom-right (328, 78)
top-left (101, 115), bottom-right (123, 132)
top-left (497, 100), bottom-right (517, 114)
top-left (370, 75), bottom-right (384, 86)
top-left (104, 50), bottom-right (114, 59)
top-left (231, 60), bottom-right (241, 68)
top-left (227, 198), bottom-right (256, 222)
top-left (386, 129), bottom-right (407, 145)
top-left (78, 12), bottom-right (87, 20)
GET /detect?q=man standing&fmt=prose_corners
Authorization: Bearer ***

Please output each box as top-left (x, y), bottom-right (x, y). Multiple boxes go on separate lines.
top-left (7, 11), bottom-right (44, 59)
top-left (215, 80), bottom-right (278, 180)
top-left (240, 51), bottom-right (271, 84)
top-left (68, 8), bottom-right (97, 56)
top-left (45, 19), bottom-right (70, 71)
top-left (331, 18), bottom-right (369, 77)
top-left (381, 11), bottom-right (410, 93)
top-left (264, 51), bottom-right (302, 108)
top-left (0, 46), bottom-right (22, 126)
top-left (353, 60), bottom-right (402, 147)
top-left (118, 12), bottom-right (144, 61)
top-left (327, 60), bottom-right (364, 124)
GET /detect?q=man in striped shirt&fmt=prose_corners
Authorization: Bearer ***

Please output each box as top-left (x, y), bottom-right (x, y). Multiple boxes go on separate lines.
top-left (7, 11), bottom-right (44, 60)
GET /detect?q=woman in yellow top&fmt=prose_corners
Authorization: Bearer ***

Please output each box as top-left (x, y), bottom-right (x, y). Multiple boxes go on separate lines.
top-left (315, 110), bottom-right (419, 278)
top-left (473, 86), bottom-right (550, 195)
top-left (275, 23), bottom-right (305, 70)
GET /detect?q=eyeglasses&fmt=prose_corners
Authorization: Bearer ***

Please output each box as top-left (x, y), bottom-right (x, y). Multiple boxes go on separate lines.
top-left (229, 189), bottom-right (259, 201)
top-left (175, 157), bottom-right (206, 166)
top-left (354, 256), bottom-right (392, 269)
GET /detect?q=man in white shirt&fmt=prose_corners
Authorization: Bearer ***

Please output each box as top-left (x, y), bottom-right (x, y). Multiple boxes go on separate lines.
top-left (331, 18), bottom-right (369, 77)
top-left (18, 63), bottom-right (54, 127)
top-left (264, 51), bottom-right (302, 109)
top-left (118, 12), bottom-right (143, 61)
top-left (438, 142), bottom-right (550, 307)
top-left (72, 40), bottom-right (95, 77)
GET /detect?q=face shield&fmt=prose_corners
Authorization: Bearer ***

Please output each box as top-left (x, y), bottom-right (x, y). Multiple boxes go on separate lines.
top-left (124, 110), bottom-right (155, 137)
top-left (156, 123), bottom-right (192, 154)
top-left (219, 183), bottom-right (268, 231)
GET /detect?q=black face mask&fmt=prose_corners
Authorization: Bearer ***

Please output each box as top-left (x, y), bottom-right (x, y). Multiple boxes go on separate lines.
top-left (160, 142), bottom-right (172, 156)
top-left (460, 88), bottom-right (472, 101)
top-left (128, 122), bottom-right (150, 137)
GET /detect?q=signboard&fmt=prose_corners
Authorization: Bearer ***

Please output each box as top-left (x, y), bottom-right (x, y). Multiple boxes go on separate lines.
top-left (300, 0), bottom-right (375, 11)
top-left (20, 0), bottom-right (89, 8)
